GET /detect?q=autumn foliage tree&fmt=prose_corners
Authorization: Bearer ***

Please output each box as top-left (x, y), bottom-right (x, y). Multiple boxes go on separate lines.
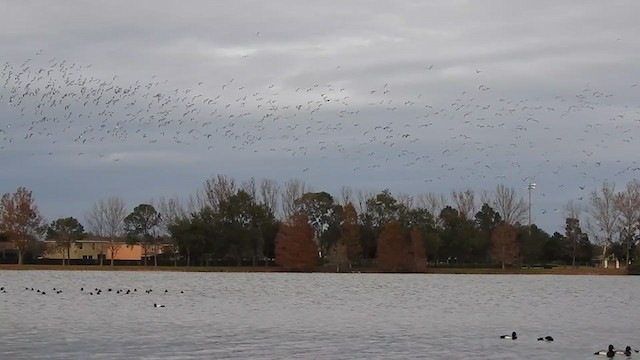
top-left (339, 203), bottom-right (362, 268)
top-left (491, 222), bottom-right (519, 269)
top-left (0, 187), bottom-right (46, 265)
top-left (377, 221), bottom-right (413, 272)
top-left (274, 214), bottom-right (319, 271)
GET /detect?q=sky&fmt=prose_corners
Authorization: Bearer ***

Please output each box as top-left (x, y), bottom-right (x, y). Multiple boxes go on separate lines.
top-left (1, 0), bottom-right (639, 234)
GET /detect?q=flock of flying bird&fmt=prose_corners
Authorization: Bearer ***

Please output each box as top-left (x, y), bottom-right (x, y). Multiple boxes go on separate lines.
top-left (1, 51), bottom-right (639, 218)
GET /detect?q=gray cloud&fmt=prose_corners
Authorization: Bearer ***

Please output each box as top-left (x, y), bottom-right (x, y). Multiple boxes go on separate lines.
top-left (1, 0), bottom-right (639, 233)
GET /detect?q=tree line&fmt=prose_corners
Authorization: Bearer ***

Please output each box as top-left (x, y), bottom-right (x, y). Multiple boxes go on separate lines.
top-left (1, 176), bottom-right (638, 271)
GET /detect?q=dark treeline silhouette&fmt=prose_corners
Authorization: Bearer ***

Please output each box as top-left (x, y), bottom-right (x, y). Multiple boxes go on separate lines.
top-left (1, 176), bottom-right (639, 271)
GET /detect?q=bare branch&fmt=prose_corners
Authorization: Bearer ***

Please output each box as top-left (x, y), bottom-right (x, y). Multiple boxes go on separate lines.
top-left (281, 178), bottom-right (310, 219)
top-left (451, 189), bottom-right (476, 220)
top-left (416, 192), bottom-right (448, 218)
top-left (339, 186), bottom-right (353, 206)
top-left (563, 200), bottom-right (583, 221)
top-left (259, 178), bottom-right (280, 216)
top-left (492, 184), bottom-right (527, 225)
top-left (587, 182), bottom-right (620, 260)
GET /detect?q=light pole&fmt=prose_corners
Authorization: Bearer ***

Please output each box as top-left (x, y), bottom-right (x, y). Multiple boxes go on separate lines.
top-left (528, 182), bottom-right (536, 239)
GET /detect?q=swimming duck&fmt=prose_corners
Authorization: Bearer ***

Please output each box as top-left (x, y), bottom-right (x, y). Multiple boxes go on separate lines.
top-left (615, 346), bottom-right (635, 356)
top-left (500, 332), bottom-right (517, 340)
top-left (154, 303), bottom-right (165, 308)
top-left (537, 336), bottom-right (554, 342)
top-left (594, 344), bottom-right (615, 357)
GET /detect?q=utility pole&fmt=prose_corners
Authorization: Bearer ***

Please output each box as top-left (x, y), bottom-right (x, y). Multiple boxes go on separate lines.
top-left (528, 183), bottom-right (536, 240)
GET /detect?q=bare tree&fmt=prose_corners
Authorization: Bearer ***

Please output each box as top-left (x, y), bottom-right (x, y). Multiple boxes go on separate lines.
top-left (563, 199), bottom-right (585, 268)
top-left (152, 196), bottom-right (186, 266)
top-left (396, 193), bottom-right (414, 209)
top-left (86, 197), bottom-right (127, 266)
top-left (587, 182), bottom-right (620, 263)
top-left (615, 180), bottom-right (640, 266)
top-left (241, 177), bottom-right (257, 200)
top-left (339, 186), bottom-right (353, 206)
top-left (153, 196), bottom-right (187, 234)
top-left (259, 178), bottom-right (280, 216)
top-left (204, 174), bottom-right (236, 211)
top-left (185, 190), bottom-right (207, 215)
top-left (451, 189), bottom-right (476, 220)
top-left (416, 192), bottom-right (447, 220)
top-left (356, 190), bottom-right (375, 215)
top-left (584, 218), bottom-right (605, 261)
top-left (479, 190), bottom-right (492, 207)
top-left (563, 200), bottom-right (583, 221)
top-left (492, 184), bottom-right (527, 225)
top-left (281, 178), bottom-right (310, 219)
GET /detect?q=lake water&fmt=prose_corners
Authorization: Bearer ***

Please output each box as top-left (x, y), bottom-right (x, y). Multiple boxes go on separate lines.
top-left (0, 271), bottom-right (637, 359)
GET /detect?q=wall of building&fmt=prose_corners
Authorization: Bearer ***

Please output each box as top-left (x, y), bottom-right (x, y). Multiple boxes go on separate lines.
top-left (44, 240), bottom-right (143, 261)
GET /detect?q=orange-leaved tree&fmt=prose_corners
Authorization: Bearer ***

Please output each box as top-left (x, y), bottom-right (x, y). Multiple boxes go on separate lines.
top-left (491, 222), bottom-right (519, 269)
top-left (0, 187), bottom-right (46, 265)
top-left (376, 221), bottom-right (412, 272)
top-left (339, 202), bottom-right (362, 269)
top-left (275, 214), bottom-right (319, 271)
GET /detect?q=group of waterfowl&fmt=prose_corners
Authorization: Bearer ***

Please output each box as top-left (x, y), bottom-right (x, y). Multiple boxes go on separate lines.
top-left (0, 285), bottom-right (183, 308)
top-left (595, 345), bottom-right (637, 358)
top-left (501, 332), bottom-right (638, 357)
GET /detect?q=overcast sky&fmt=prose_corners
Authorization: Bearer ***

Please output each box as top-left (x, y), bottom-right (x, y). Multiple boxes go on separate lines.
top-left (1, 0), bottom-right (639, 233)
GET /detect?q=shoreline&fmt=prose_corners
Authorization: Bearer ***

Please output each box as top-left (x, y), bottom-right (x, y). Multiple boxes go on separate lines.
top-left (0, 264), bottom-right (629, 275)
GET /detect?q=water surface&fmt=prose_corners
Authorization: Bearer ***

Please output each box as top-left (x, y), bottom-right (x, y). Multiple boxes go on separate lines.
top-left (0, 271), bottom-right (637, 359)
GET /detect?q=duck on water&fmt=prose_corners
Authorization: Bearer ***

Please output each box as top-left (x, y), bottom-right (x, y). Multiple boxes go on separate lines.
top-left (500, 332), bottom-right (517, 340)
top-left (615, 346), bottom-right (638, 356)
top-left (594, 345), bottom-right (616, 357)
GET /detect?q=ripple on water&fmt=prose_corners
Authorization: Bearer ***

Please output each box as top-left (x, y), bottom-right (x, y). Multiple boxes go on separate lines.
top-left (0, 271), bottom-right (637, 359)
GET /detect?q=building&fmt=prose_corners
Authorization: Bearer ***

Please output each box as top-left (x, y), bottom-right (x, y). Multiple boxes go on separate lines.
top-left (43, 239), bottom-right (143, 262)
top-left (0, 241), bottom-right (17, 263)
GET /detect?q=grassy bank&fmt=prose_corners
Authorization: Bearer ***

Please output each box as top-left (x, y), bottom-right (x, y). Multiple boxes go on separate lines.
top-left (0, 264), bottom-right (629, 275)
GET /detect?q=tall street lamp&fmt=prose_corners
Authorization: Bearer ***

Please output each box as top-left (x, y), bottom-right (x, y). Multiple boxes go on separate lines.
top-left (528, 182), bottom-right (536, 239)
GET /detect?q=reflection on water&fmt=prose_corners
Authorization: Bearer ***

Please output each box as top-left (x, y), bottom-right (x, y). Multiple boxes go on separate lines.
top-left (0, 271), bottom-right (638, 359)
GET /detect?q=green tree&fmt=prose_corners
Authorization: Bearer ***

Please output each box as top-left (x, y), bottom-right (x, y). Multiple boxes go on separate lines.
top-left (403, 207), bottom-right (437, 263)
top-left (124, 204), bottom-right (162, 266)
top-left (565, 217), bottom-right (583, 267)
top-left (168, 208), bottom-right (217, 266)
top-left (472, 203), bottom-right (502, 263)
top-left (438, 206), bottom-right (477, 263)
top-left (360, 190), bottom-right (405, 258)
top-left (294, 191), bottom-right (342, 259)
top-left (542, 232), bottom-right (568, 264)
top-left (518, 224), bottom-right (549, 265)
top-left (475, 203), bottom-right (502, 233)
top-left (47, 217), bottom-right (85, 265)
